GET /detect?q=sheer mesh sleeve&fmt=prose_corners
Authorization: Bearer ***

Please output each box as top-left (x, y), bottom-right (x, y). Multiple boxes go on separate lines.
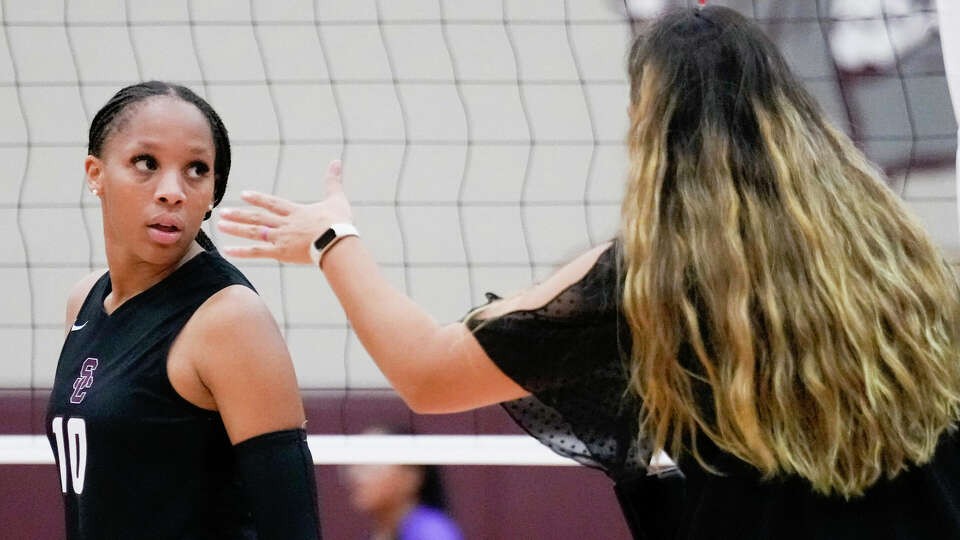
top-left (466, 244), bottom-right (651, 480)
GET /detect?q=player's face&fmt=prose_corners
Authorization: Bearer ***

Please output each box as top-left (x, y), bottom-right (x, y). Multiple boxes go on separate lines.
top-left (86, 97), bottom-right (216, 265)
top-left (345, 463), bottom-right (421, 514)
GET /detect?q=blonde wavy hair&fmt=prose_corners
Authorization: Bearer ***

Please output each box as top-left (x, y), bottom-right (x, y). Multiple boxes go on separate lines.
top-left (621, 7), bottom-right (960, 497)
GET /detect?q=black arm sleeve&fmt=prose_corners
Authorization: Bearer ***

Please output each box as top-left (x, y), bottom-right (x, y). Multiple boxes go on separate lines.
top-left (234, 428), bottom-right (322, 540)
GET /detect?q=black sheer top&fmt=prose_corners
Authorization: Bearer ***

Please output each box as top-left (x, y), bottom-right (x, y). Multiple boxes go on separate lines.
top-left (466, 242), bottom-right (960, 539)
top-left (466, 242), bottom-right (648, 480)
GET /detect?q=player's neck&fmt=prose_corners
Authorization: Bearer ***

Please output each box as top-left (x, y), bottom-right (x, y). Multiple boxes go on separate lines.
top-left (103, 242), bottom-right (204, 314)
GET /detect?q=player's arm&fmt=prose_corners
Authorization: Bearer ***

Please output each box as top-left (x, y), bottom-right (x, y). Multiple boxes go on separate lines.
top-left (176, 285), bottom-right (321, 540)
top-left (181, 285), bottom-right (304, 442)
top-left (62, 271), bottom-right (103, 339)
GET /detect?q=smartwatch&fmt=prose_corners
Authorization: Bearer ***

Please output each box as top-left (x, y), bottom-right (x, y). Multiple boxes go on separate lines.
top-left (309, 223), bottom-right (359, 266)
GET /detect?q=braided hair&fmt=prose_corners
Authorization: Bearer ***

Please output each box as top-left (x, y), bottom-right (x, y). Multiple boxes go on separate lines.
top-left (88, 81), bottom-right (230, 251)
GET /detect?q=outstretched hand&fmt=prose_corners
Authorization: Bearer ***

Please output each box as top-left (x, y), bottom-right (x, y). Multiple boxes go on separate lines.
top-left (217, 160), bottom-right (352, 264)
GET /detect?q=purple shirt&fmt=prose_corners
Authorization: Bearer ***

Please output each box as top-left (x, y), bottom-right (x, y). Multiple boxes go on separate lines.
top-left (397, 505), bottom-right (464, 540)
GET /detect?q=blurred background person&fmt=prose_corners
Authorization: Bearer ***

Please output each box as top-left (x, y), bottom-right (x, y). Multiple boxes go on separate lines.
top-left (344, 427), bottom-right (463, 540)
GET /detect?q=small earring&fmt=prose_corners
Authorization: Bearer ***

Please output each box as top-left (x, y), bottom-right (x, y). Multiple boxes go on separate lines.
top-left (91, 188), bottom-right (98, 196)
top-left (208, 203), bottom-right (214, 211)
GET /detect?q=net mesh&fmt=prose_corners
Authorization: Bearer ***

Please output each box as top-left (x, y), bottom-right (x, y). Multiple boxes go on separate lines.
top-left (0, 0), bottom-right (955, 440)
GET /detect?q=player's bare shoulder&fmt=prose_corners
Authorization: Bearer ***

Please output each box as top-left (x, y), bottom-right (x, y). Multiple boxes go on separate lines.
top-left (175, 284), bottom-right (283, 369)
top-left (193, 284), bottom-right (274, 335)
top-left (64, 270), bottom-right (106, 337)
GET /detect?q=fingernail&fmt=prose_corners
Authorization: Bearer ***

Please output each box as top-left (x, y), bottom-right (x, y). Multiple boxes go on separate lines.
top-left (219, 208), bottom-right (233, 215)
top-left (241, 190), bottom-right (252, 198)
top-left (331, 160), bottom-right (342, 175)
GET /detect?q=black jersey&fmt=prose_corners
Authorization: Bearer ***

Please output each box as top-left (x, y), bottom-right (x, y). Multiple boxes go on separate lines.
top-left (46, 250), bottom-right (257, 540)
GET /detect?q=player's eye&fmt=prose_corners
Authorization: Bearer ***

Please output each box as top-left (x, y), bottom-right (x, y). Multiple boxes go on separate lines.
top-left (186, 161), bottom-right (210, 179)
top-left (132, 154), bottom-right (158, 172)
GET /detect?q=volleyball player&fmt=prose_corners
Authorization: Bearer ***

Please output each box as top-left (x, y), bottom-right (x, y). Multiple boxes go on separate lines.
top-left (46, 82), bottom-right (322, 539)
top-left (220, 7), bottom-right (960, 539)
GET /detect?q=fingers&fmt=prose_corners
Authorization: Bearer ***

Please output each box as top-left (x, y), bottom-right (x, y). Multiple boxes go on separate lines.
top-left (240, 190), bottom-right (297, 216)
top-left (217, 208), bottom-right (284, 228)
top-left (221, 245), bottom-right (282, 259)
top-left (217, 220), bottom-right (272, 242)
top-left (324, 160), bottom-right (343, 196)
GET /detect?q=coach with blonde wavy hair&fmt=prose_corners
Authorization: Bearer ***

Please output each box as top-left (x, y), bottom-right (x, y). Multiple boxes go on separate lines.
top-left (218, 6), bottom-right (960, 539)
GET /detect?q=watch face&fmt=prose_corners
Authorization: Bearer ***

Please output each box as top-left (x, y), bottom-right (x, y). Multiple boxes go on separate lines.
top-left (314, 228), bottom-right (337, 250)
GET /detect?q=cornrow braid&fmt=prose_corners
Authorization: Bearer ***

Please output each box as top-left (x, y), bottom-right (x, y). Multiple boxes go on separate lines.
top-left (88, 81), bottom-right (231, 250)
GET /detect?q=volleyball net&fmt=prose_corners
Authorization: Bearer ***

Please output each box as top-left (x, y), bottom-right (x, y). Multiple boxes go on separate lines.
top-left (0, 0), bottom-right (955, 465)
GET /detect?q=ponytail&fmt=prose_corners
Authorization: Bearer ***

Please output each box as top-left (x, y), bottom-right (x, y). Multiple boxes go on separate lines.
top-left (195, 229), bottom-right (217, 252)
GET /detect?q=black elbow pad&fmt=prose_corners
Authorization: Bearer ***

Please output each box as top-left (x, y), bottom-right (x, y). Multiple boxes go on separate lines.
top-left (234, 428), bottom-right (322, 540)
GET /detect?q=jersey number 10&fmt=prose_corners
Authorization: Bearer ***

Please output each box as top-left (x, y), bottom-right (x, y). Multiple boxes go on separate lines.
top-left (50, 416), bottom-right (87, 495)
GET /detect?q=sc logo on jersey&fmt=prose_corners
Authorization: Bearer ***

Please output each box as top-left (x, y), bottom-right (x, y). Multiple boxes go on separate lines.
top-left (70, 358), bottom-right (99, 404)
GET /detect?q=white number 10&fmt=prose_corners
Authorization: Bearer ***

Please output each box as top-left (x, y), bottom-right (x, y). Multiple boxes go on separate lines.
top-left (51, 416), bottom-right (87, 495)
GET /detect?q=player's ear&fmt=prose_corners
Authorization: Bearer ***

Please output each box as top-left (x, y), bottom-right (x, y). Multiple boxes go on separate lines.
top-left (85, 155), bottom-right (104, 196)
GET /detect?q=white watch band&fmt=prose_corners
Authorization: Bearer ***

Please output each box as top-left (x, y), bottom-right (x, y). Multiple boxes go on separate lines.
top-left (309, 223), bottom-right (359, 266)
